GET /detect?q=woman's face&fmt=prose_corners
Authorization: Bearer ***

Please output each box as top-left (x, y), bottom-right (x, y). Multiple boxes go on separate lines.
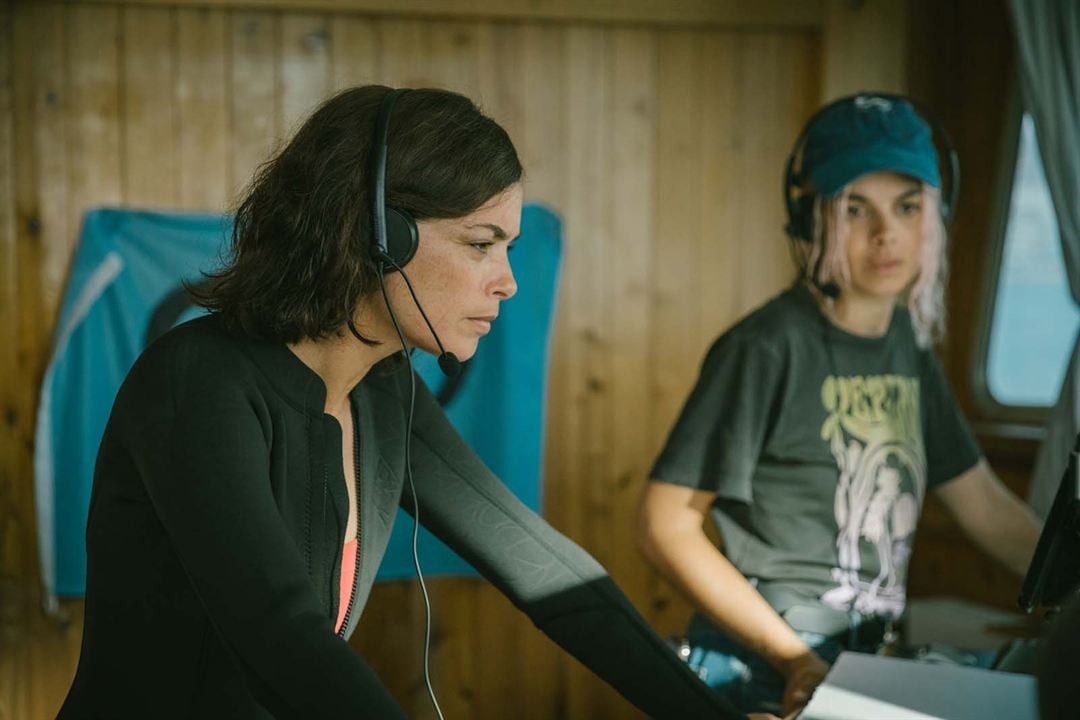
top-left (839, 171), bottom-right (925, 303)
top-left (381, 183), bottom-right (522, 361)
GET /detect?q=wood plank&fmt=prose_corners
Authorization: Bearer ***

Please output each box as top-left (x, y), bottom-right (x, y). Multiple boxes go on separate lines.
top-left (349, 581), bottom-right (418, 711)
top-left (695, 31), bottom-right (739, 350)
top-left (0, 0), bottom-right (21, 602)
top-left (23, 4), bottom-right (70, 334)
top-left (280, 13), bottom-right (331, 137)
top-left (562, 21), bottom-right (625, 719)
top-left (821, 0), bottom-right (908, 101)
top-left (229, 10), bottom-right (278, 203)
top-left (11, 4), bottom-right (69, 633)
top-left (176, 7), bottom-right (228, 210)
top-left (648, 28), bottom-right (702, 639)
top-left (375, 18), bottom-right (428, 89)
top-left (424, 578), bottom-right (475, 720)
top-left (122, 6), bottom-right (178, 208)
top-left (419, 20), bottom-right (483, 97)
top-left (732, 32), bottom-right (799, 319)
top-left (7, 0), bottom-right (38, 612)
top-left (67, 2), bottom-right (123, 236)
top-left (470, 20), bottom-right (519, 140)
top-left (72, 0), bottom-right (826, 29)
top-left (608, 25), bottom-right (656, 618)
top-left (329, 15), bottom-right (379, 92)
top-left (515, 24), bottom-right (565, 211)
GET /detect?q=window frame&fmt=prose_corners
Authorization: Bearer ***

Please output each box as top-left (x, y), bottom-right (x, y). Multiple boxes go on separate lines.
top-left (971, 86), bottom-right (1065, 427)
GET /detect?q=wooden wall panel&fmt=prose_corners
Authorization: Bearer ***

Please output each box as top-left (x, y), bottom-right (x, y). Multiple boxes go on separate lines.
top-left (10, 4), bottom-right (69, 617)
top-left (123, 7), bottom-right (179, 207)
top-left (0, 0), bottom-right (19, 593)
top-left (280, 14), bottom-right (331, 137)
top-left (696, 33), bottom-right (739, 348)
top-left (647, 30), bottom-right (704, 639)
top-left (2, 2), bottom-right (903, 718)
top-left (822, 0), bottom-right (908, 100)
top-left (176, 7), bottom-right (228, 210)
top-left (67, 4), bottom-right (123, 234)
top-left (229, 11), bottom-right (278, 202)
top-left (329, 16), bottom-right (378, 92)
top-left (607, 23), bottom-right (656, 635)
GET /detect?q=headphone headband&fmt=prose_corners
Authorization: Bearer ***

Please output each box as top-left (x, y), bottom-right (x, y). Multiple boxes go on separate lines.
top-left (370, 88), bottom-right (420, 270)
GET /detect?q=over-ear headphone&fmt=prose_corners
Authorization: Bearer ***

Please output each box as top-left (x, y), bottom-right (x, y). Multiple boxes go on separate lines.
top-left (370, 88), bottom-right (420, 270)
top-left (782, 92), bottom-right (960, 244)
top-left (368, 87), bottom-right (461, 378)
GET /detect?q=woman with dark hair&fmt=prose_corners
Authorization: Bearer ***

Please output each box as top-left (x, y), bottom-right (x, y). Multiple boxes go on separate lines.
top-left (59, 86), bottom-right (749, 719)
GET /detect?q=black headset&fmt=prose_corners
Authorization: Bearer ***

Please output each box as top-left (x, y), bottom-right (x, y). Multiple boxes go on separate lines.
top-left (370, 88), bottom-right (421, 270)
top-left (782, 92), bottom-right (961, 245)
top-left (370, 87), bottom-right (461, 378)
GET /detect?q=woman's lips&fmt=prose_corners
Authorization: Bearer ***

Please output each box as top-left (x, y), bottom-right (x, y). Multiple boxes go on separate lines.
top-left (468, 317), bottom-right (494, 334)
top-left (869, 258), bottom-right (903, 273)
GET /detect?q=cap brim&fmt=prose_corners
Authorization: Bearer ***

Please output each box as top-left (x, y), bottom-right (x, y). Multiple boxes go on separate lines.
top-left (809, 145), bottom-right (941, 197)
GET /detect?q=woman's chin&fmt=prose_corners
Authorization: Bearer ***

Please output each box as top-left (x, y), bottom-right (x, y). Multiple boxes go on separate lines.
top-left (448, 337), bottom-right (481, 362)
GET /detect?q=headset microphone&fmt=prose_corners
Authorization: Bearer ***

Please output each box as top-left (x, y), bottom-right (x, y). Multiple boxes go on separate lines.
top-left (437, 351), bottom-right (462, 378)
top-left (380, 251), bottom-right (462, 378)
top-left (817, 279), bottom-right (842, 300)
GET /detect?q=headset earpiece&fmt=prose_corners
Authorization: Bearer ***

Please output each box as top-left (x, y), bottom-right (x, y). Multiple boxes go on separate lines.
top-left (384, 206), bottom-right (419, 268)
top-left (785, 192), bottom-right (816, 242)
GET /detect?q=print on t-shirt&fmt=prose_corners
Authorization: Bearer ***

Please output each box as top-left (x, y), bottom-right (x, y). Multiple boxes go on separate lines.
top-left (818, 374), bottom-right (924, 618)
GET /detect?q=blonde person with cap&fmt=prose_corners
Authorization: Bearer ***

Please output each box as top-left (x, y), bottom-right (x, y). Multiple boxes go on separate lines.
top-left (636, 93), bottom-right (1042, 718)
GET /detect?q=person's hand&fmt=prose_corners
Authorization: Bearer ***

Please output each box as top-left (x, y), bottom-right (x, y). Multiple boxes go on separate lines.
top-left (778, 649), bottom-right (829, 715)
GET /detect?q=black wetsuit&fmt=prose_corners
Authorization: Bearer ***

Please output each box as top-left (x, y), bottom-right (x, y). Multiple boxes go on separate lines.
top-left (59, 314), bottom-right (740, 719)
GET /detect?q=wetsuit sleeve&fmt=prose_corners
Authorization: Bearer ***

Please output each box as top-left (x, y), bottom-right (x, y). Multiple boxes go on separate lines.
top-left (124, 354), bottom-right (406, 719)
top-left (405, 373), bottom-right (745, 720)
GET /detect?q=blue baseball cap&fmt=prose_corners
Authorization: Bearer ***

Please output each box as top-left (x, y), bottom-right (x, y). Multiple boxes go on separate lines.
top-left (802, 94), bottom-right (941, 197)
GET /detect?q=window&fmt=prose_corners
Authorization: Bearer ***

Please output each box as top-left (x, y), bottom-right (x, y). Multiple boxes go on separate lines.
top-left (984, 114), bottom-right (1078, 408)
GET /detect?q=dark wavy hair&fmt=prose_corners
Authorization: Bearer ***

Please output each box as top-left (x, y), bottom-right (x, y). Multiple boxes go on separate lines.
top-left (193, 86), bottom-right (523, 344)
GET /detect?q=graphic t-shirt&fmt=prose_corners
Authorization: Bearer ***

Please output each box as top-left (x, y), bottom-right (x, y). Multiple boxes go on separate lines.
top-left (650, 284), bottom-right (981, 618)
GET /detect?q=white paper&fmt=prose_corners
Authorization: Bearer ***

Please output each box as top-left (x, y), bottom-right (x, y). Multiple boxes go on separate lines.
top-left (798, 652), bottom-right (1038, 720)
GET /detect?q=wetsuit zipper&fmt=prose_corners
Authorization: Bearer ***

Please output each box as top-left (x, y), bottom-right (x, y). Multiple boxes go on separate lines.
top-left (337, 404), bottom-right (362, 638)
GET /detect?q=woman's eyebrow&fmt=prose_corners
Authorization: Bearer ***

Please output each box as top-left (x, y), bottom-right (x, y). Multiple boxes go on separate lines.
top-left (465, 222), bottom-right (506, 239)
top-left (465, 222), bottom-right (520, 242)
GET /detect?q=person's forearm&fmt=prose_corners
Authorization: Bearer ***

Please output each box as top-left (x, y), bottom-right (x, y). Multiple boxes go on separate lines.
top-left (964, 485), bottom-right (1041, 578)
top-left (530, 577), bottom-right (746, 719)
top-left (640, 527), bottom-right (812, 673)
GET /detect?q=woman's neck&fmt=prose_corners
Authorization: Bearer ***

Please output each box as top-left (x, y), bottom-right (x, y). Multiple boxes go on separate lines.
top-left (823, 291), bottom-right (898, 338)
top-left (287, 332), bottom-right (393, 413)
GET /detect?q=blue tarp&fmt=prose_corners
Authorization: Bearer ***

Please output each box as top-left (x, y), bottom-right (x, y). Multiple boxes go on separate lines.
top-left (34, 205), bottom-right (561, 606)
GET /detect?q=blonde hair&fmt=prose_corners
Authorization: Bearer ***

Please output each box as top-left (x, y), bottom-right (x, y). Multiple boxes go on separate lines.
top-left (800, 185), bottom-right (947, 348)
